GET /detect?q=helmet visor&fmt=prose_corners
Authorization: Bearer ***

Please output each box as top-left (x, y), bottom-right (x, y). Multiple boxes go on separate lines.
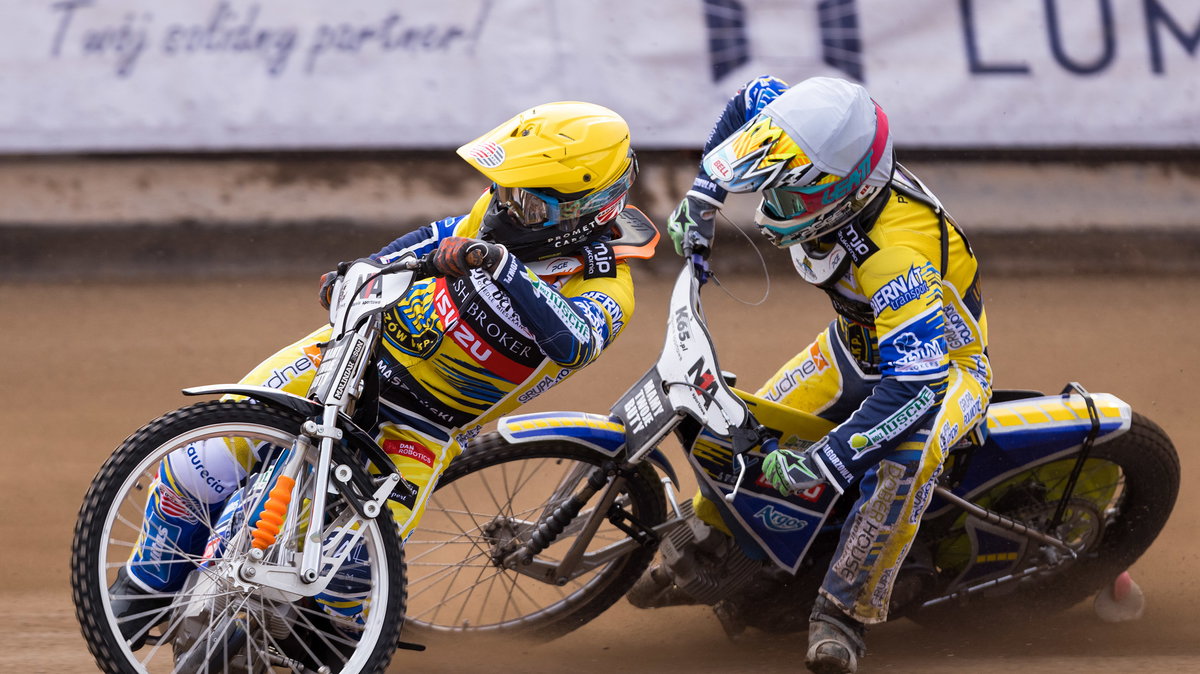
top-left (762, 186), bottom-right (820, 221)
top-left (495, 156), bottom-right (637, 231)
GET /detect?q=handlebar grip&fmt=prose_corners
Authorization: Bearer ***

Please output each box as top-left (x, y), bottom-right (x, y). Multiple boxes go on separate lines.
top-left (466, 241), bottom-right (505, 272)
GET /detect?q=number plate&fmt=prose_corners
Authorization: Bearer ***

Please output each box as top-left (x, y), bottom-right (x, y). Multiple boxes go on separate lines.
top-left (612, 369), bottom-right (677, 455)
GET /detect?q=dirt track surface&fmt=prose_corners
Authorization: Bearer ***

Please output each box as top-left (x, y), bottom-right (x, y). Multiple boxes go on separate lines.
top-left (4, 268), bottom-right (1198, 673)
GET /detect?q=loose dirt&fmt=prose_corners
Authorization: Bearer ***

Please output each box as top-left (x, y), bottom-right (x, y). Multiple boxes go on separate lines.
top-left (4, 270), bottom-right (1197, 673)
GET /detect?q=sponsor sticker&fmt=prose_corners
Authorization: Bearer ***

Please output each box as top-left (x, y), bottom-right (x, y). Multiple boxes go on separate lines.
top-left (958, 390), bottom-right (983, 422)
top-left (871, 265), bottom-right (931, 315)
top-left (943, 303), bottom-right (975, 350)
top-left (832, 460), bottom-right (906, 583)
top-left (582, 242), bottom-right (616, 279)
top-left (382, 438), bottom-right (436, 467)
top-left (848, 386), bottom-right (937, 458)
top-left (466, 141), bottom-right (505, 168)
top-left (581, 290), bottom-right (625, 340)
top-left (891, 331), bottom-right (946, 374)
top-left (622, 378), bottom-right (666, 434)
top-left (185, 444), bottom-right (229, 495)
top-left (518, 368), bottom-right (571, 403)
top-left (753, 505), bottom-right (809, 533)
top-left (455, 425), bottom-right (482, 449)
top-left (529, 273), bottom-right (590, 340)
top-left (157, 488), bottom-right (199, 524)
top-left (764, 343), bottom-right (830, 402)
top-left (707, 155), bottom-right (734, 181)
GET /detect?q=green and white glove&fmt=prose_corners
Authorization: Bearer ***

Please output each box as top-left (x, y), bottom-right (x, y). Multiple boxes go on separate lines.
top-left (761, 447), bottom-right (825, 496)
top-left (666, 193), bottom-right (719, 257)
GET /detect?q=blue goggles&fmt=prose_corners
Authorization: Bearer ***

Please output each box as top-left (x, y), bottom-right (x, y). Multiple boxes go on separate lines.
top-left (495, 159), bottom-right (636, 231)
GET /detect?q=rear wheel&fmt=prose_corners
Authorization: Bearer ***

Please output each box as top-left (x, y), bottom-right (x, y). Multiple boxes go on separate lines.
top-left (402, 432), bottom-right (668, 641)
top-left (916, 413), bottom-right (1179, 622)
top-left (71, 401), bottom-right (406, 673)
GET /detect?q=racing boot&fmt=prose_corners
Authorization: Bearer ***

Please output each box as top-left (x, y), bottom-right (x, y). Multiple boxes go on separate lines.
top-left (805, 595), bottom-right (867, 674)
top-left (109, 566), bottom-right (173, 650)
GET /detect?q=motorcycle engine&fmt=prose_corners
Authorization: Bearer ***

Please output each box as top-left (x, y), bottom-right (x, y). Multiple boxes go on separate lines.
top-left (627, 499), bottom-right (764, 608)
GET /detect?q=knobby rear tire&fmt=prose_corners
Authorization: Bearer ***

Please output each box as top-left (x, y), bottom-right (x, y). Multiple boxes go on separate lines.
top-left (914, 412), bottom-right (1179, 624)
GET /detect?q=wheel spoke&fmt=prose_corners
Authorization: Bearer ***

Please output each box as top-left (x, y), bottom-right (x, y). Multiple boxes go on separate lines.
top-left (403, 436), bottom-right (664, 639)
top-left (74, 401), bottom-right (404, 673)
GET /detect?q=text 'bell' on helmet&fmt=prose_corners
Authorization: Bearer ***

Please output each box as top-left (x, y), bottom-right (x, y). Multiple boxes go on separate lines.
top-left (456, 101), bottom-right (638, 260)
top-left (701, 77), bottom-right (894, 248)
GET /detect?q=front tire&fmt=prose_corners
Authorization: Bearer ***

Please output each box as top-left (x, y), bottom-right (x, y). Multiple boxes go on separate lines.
top-left (402, 432), bottom-right (668, 642)
top-left (71, 400), bottom-right (406, 673)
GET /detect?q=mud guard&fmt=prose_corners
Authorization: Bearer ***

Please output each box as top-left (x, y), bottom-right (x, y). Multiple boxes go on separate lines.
top-left (181, 384), bottom-right (402, 484)
top-left (497, 410), bottom-right (679, 487)
top-left (927, 391), bottom-right (1133, 519)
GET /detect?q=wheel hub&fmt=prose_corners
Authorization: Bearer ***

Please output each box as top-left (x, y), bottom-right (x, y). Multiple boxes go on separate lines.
top-left (482, 516), bottom-right (525, 566)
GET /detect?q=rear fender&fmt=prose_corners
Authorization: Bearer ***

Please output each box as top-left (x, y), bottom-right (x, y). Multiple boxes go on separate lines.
top-left (983, 391), bottom-right (1131, 459)
top-left (931, 392), bottom-right (1133, 515)
top-left (497, 411), bottom-right (679, 487)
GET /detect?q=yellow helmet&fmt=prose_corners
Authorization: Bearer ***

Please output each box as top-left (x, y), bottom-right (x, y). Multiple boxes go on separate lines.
top-left (457, 101), bottom-right (638, 260)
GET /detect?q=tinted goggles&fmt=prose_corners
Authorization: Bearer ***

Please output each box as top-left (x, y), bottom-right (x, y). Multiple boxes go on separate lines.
top-left (495, 158), bottom-right (636, 230)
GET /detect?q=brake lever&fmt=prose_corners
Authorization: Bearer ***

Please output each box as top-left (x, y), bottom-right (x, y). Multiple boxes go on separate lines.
top-left (681, 235), bottom-right (712, 286)
top-left (724, 427), bottom-right (775, 504)
top-left (381, 255), bottom-right (433, 278)
top-left (725, 453), bottom-right (749, 503)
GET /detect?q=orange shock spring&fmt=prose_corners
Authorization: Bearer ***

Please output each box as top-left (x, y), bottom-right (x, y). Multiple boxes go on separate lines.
top-left (251, 475), bottom-right (296, 550)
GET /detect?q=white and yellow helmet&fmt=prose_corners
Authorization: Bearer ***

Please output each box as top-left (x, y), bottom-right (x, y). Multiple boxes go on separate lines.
top-left (457, 101), bottom-right (637, 260)
top-left (702, 77), bottom-right (893, 248)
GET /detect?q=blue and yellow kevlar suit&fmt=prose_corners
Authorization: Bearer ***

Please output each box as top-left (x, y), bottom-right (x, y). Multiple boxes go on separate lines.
top-left (126, 194), bottom-right (652, 612)
top-left (696, 77), bottom-right (993, 625)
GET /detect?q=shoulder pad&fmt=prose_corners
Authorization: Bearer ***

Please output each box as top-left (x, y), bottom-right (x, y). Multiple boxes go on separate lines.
top-left (890, 163), bottom-right (945, 213)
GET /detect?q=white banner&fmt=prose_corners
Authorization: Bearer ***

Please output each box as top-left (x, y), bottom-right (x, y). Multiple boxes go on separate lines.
top-left (0, 0), bottom-right (1196, 152)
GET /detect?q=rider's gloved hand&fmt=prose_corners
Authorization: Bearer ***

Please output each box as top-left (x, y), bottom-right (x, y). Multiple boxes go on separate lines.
top-left (762, 446), bottom-right (825, 496)
top-left (427, 237), bottom-right (506, 277)
top-left (317, 270), bottom-right (338, 309)
top-left (667, 192), bottom-right (719, 257)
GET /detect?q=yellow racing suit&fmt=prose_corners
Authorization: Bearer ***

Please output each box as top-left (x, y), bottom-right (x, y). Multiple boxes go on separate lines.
top-left (125, 194), bottom-right (657, 600)
top-left (757, 171), bottom-right (992, 624)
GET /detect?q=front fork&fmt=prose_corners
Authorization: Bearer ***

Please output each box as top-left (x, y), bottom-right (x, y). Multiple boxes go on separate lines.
top-left (236, 411), bottom-right (399, 598)
top-left (238, 324), bottom-right (398, 596)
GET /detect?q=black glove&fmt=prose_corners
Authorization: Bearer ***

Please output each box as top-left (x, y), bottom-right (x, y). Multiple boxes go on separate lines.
top-left (427, 237), bottom-right (505, 277)
top-left (317, 270), bottom-right (338, 309)
top-left (667, 193), bottom-right (718, 257)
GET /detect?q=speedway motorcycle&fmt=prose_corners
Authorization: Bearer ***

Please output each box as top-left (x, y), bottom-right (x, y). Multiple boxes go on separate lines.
top-left (72, 254), bottom-right (437, 673)
top-left (402, 246), bottom-right (1179, 641)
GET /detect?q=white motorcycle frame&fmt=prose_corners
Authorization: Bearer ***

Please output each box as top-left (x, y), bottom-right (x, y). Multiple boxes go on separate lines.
top-left (186, 256), bottom-right (421, 597)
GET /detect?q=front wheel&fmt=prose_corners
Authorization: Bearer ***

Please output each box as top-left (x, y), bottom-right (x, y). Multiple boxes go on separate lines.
top-left (71, 400), bottom-right (406, 673)
top-left (402, 432), bottom-right (668, 642)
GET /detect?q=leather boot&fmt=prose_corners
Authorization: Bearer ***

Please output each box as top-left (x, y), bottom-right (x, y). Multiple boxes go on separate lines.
top-left (805, 595), bottom-right (867, 674)
top-left (109, 566), bottom-right (172, 650)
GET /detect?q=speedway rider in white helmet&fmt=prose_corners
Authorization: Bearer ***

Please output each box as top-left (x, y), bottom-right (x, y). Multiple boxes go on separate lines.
top-left (667, 76), bottom-right (993, 674)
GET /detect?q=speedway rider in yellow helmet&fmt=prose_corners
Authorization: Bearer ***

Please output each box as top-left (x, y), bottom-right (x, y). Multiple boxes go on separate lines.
top-left (667, 76), bottom-right (992, 674)
top-left (109, 101), bottom-right (658, 652)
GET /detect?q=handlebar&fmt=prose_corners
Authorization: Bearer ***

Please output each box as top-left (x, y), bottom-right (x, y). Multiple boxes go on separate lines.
top-left (381, 256), bottom-right (431, 276)
top-left (338, 255), bottom-right (430, 278)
